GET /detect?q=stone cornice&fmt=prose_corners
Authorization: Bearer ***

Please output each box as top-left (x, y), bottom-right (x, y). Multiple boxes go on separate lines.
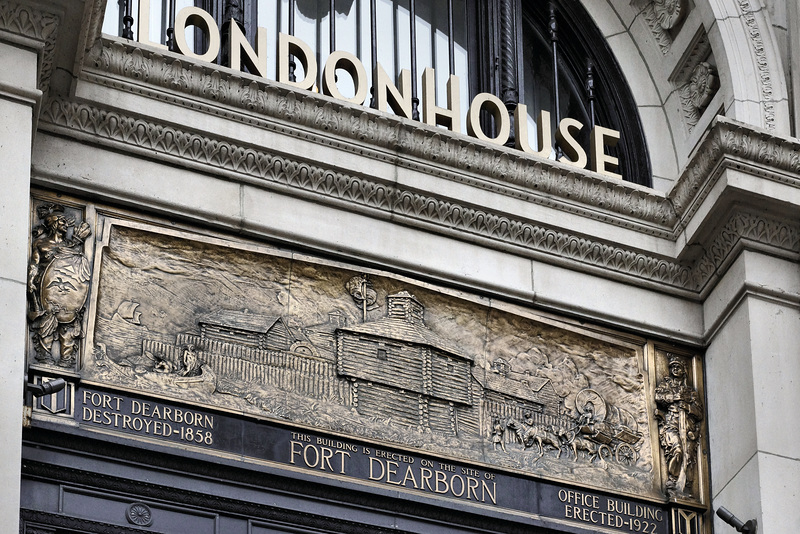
top-left (669, 116), bottom-right (800, 228)
top-left (82, 38), bottom-right (677, 233)
top-left (38, 97), bottom-right (800, 297)
top-left (0, 0), bottom-right (60, 95)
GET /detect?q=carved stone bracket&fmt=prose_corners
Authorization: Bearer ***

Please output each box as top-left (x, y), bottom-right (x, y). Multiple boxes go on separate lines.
top-left (669, 116), bottom-right (800, 220)
top-left (679, 62), bottom-right (719, 133)
top-left (39, 98), bottom-right (800, 296)
top-left (0, 0), bottom-right (60, 95)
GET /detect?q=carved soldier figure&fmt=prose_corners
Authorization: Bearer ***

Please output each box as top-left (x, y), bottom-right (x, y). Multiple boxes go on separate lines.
top-left (27, 203), bottom-right (91, 367)
top-left (491, 415), bottom-right (507, 452)
top-left (654, 354), bottom-right (703, 498)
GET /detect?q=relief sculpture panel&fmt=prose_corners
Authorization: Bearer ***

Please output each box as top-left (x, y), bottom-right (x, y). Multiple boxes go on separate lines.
top-left (27, 201), bottom-right (92, 369)
top-left (27, 203), bottom-right (706, 504)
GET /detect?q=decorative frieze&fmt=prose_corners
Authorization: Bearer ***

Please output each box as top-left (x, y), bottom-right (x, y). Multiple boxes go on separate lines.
top-left (0, 0), bottom-right (60, 95)
top-left (83, 38), bottom-right (677, 229)
top-left (39, 98), bottom-right (800, 295)
top-left (735, 0), bottom-right (776, 130)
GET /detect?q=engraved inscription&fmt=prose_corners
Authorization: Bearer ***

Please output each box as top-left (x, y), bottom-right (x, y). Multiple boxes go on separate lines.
top-left (79, 390), bottom-right (215, 446)
top-left (80, 221), bottom-right (700, 500)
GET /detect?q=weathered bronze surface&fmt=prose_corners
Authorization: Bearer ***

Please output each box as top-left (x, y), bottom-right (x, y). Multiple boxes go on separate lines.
top-left (654, 353), bottom-right (704, 500)
top-left (23, 198), bottom-right (708, 505)
top-left (27, 201), bottom-right (92, 368)
top-left (76, 219), bottom-right (667, 499)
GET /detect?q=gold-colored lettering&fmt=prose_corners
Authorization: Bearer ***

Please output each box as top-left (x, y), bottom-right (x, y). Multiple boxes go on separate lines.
top-left (590, 125), bottom-right (621, 179)
top-left (303, 443), bottom-right (319, 468)
top-left (174, 6), bottom-right (220, 63)
top-left (229, 20), bottom-right (267, 77)
top-left (319, 446), bottom-right (334, 471)
top-left (400, 465), bottom-right (419, 488)
top-left (467, 93), bottom-right (510, 145)
top-left (289, 440), bottom-right (304, 465)
top-left (515, 107), bottom-right (552, 157)
top-left (136, 0), bottom-right (168, 51)
top-left (556, 117), bottom-right (587, 168)
top-left (422, 67), bottom-right (461, 132)
top-left (450, 474), bottom-right (465, 497)
top-left (278, 33), bottom-right (317, 91)
top-left (385, 460), bottom-right (401, 485)
top-left (322, 51), bottom-right (368, 105)
top-left (466, 476), bottom-right (479, 501)
top-left (333, 450), bottom-right (350, 474)
top-left (420, 467), bottom-right (434, 491)
top-left (434, 470), bottom-right (449, 494)
top-left (375, 65), bottom-right (412, 118)
top-left (481, 480), bottom-right (497, 505)
top-left (368, 457), bottom-right (385, 480)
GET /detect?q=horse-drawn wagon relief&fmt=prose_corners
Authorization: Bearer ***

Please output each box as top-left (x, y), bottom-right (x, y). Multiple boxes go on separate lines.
top-left (59, 220), bottom-right (705, 500)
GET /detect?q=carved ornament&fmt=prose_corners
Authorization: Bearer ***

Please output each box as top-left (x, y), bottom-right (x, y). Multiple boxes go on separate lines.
top-left (81, 38), bottom-right (677, 229)
top-left (0, 0), bottom-right (60, 95)
top-left (652, 0), bottom-right (687, 30)
top-left (27, 201), bottom-right (92, 368)
top-left (679, 62), bottom-right (719, 133)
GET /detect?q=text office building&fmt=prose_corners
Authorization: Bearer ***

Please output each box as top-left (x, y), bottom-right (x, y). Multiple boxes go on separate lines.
top-left (1, 0), bottom-right (798, 532)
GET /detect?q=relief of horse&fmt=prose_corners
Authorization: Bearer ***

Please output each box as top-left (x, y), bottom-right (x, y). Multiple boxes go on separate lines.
top-left (507, 418), bottom-right (563, 458)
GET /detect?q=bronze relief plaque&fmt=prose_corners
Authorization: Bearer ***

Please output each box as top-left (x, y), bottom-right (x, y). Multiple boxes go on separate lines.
top-left (78, 218), bottom-right (671, 500)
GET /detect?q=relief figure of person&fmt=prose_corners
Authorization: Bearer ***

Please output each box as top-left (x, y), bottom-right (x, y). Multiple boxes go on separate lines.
top-left (27, 203), bottom-right (91, 366)
top-left (491, 415), bottom-right (507, 452)
top-left (654, 355), bottom-right (703, 498)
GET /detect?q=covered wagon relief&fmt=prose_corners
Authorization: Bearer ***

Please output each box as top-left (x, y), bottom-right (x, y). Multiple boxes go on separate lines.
top-left (68, 216), bottom-right (706, 502)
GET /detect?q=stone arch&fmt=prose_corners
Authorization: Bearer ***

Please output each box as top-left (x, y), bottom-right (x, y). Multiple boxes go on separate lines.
top-left (580, 0), bottom-right (789, 191)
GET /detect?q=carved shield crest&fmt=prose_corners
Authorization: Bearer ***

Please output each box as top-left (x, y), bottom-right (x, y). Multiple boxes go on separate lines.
top-left (40, 252), bottom-right (91, 323)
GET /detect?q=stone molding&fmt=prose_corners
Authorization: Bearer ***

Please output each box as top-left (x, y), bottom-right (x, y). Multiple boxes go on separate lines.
top-left (21, 460), bottom-right (419, 534)
top-left (669, 116), bottom-right (800, 224)
top-left (83, 38), bottom-right (677, 230)
top-left (40, 96), bottom-right (694, 290)
top-left (690, 209), bottom-right (800, 294)
top-left (735, 0), bottom-right (776, 131)
top-left (39, 97), bottom-right (800, 296)
top-left (0, 0), bottom-right (59, 95)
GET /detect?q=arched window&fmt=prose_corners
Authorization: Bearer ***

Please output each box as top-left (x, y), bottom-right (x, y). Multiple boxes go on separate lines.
top-left (516, 1), bottom-right (650, 185)
top-left (103, 0), bottom-right (650, 186)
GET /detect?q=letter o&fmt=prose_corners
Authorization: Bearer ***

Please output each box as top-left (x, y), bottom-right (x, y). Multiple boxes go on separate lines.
top-left (467, 93), bottom-right (510, 145)
top-left (322, 51), bottom-right (369, 105)
top-left (174, 7), bottom-right (220, 63)
top-left (558, 489), bottom-right (568, 502)
top-left (303, 444), bottom-right (320, 468)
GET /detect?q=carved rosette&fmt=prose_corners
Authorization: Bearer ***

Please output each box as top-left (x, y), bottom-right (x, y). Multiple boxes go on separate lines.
top-left (653, 0), bottom-right (686, 30)
top-left (126, 503), bottom-right (154, 526)
top-left (27, 201), bottom-right (92, 369)
top-left (680, 61), bottom-right (719, 132)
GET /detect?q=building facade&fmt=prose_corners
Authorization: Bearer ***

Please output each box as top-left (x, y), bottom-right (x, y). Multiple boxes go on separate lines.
top-left (1, 0), bottom-right (799, 532)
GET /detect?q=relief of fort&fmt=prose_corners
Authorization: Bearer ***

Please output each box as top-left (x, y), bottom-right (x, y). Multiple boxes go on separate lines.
top-left (84, 223), bottom-right (655, 496)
